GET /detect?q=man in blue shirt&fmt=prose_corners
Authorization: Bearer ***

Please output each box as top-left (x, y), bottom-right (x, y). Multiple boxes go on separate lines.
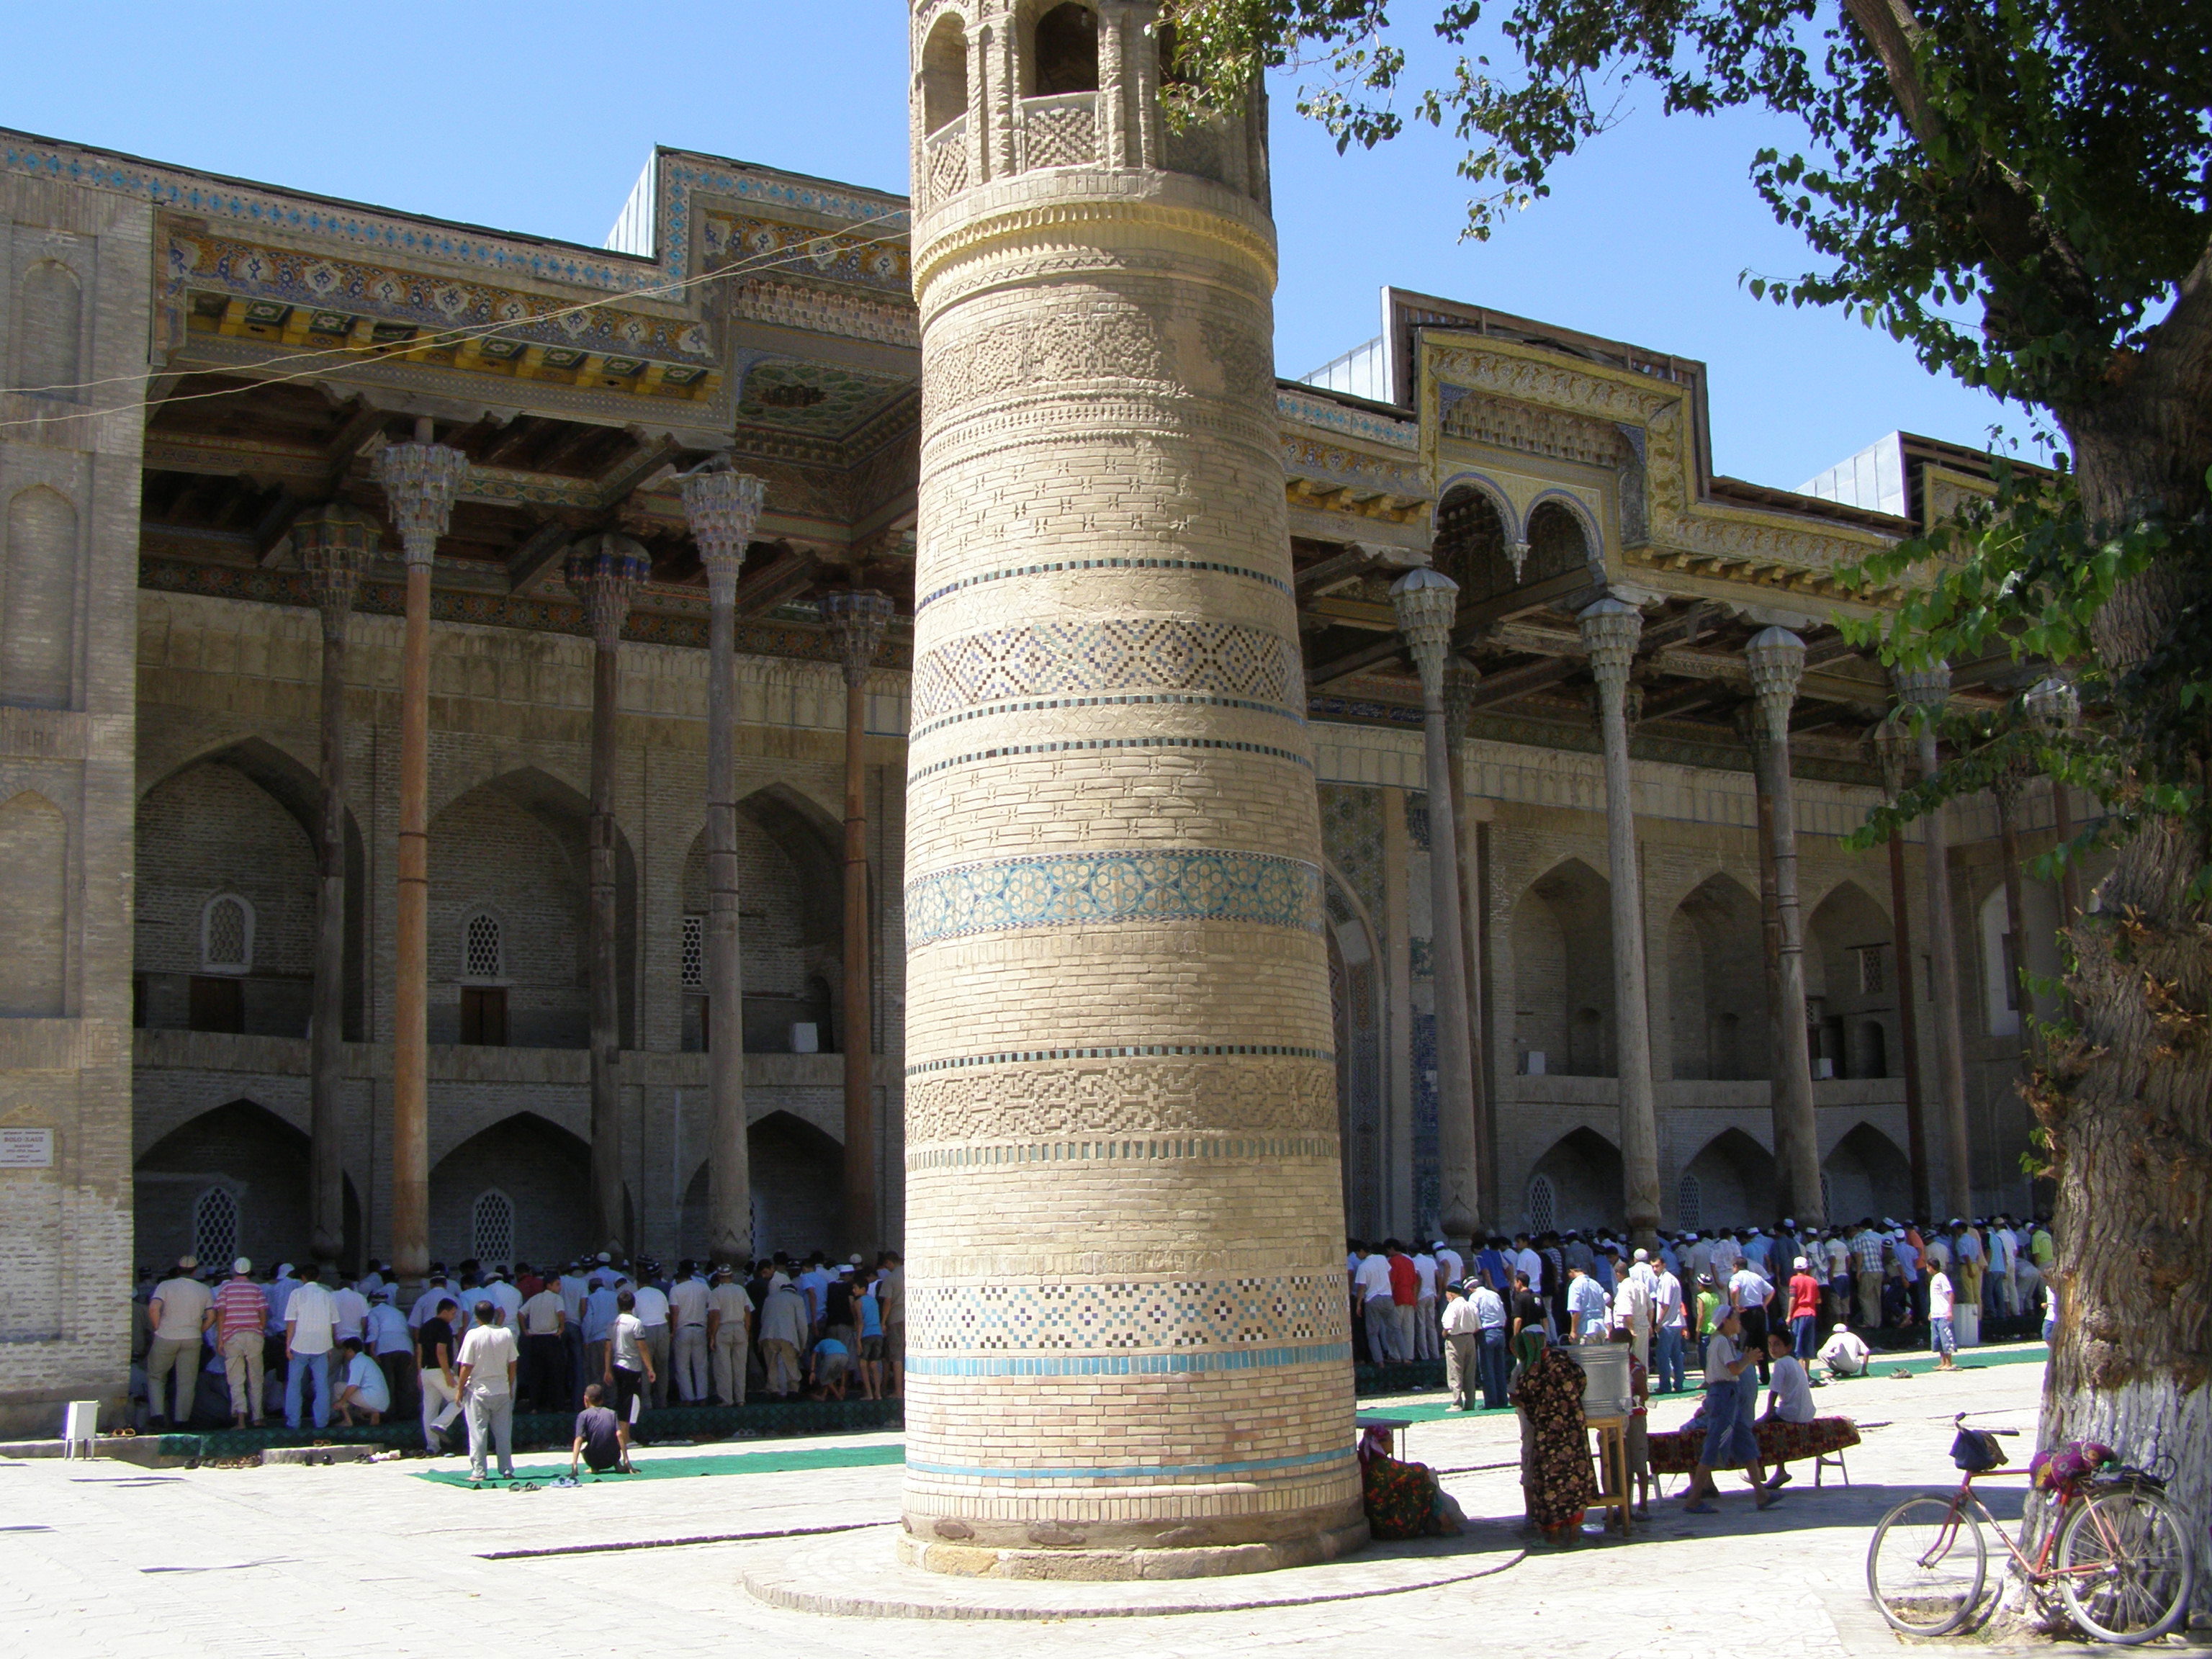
top-left (1567, 1264), bottom-right (1609, 1341)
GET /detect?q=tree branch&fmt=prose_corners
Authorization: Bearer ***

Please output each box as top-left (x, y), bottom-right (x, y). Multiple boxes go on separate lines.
top-left (1838, 0), bottom-right (1938, 148)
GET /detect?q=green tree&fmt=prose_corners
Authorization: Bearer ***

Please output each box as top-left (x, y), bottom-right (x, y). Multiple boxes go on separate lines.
top-left (1165, 0), bottom-right (2212, 1596)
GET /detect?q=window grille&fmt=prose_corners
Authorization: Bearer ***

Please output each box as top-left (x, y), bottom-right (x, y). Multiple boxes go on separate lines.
top-left (464, 912), bottom-right (502, 981)
top-left (194, 1186), bottom-right (239, 1271)
top-left (1527, 1174), bottom-right (1556, 1236)
top-left (681, 914), bottom-right (703, 989)
top-left (1677, 1173), bottom-right (1702, 1231)
top-left (472, 1190), bottom-right (514, 1267)
top-left (1857, 944), bottom-right (1886, 996)
top-left (201, 894), bottom-right (253, 974)
top-left (1820, 1171), bottom-right (1835, 1223)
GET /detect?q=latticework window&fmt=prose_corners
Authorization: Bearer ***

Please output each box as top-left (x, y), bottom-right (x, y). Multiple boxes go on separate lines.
top-left (1820, 1172), bottom-right (1835, 1223)
top-left (1677, 1174), bottom-right (1702, 1231)
top-left (464, 912), bottom-right (502, 981)
top-left (201, 894), bottom-right (252, 974)
top-left (194, 1186), bottom-right (239, 1271)
top-left (472, 1190), bottom-right (514, 1267)
top-left (1857, 944), bottom-right (1886, 996)
top-left (1527, 1174), bottom-right (1556, 1236)
top-left (681, 914), bottom-right (703, 989)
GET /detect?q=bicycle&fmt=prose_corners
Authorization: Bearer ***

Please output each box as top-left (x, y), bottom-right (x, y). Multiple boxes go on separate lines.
top-left (1866, 1413), bottom-right (2198, 1644)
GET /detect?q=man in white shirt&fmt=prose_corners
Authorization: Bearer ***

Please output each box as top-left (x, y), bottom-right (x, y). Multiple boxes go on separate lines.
top-left (483, 1269), bottom-right (523, 1326)
top-left (145, 1256), bottom-right (214, 1429)
top-left (1513, 1234), bottom-right (1544, 1297)
top-left (1817, 1321), bottom-right (1871, 1377)
top-left (517, 1277), bottom-right (567, 1412)
top-left (283, 1268), bottom-right (339, 1430)
top-left (364, 1287), bottom-right (415, 1419)
top-left (1709, 1231), bottom-right (1743, 1280)
top-left (708, 1263), bottom-right (752, 1408)
top-left (1612, 1260), bottom-right (1653, 1364)
top-left (1653, 1261), bottom-right (1686, 1393)
top-left (331, 1336), bottom-right (391, 1426)
top-left (1353, 1245), bottom-right (1396, 1363)
top-left (408, 1264), bottom-right (454, 1331)
top-left (1411, 1246), bottom-right (1440, 1361)
top-left (1470, 1277), bottom-right (1510, 1408)
top-left (667, 1261), bottom-right (711, 1405)
top-left (455, 1300), bottom-right (519, 1486)
top-left (1757, 1329), bottom-right (1818, 1491)
top-left (1439, 1282), bottom-right (1483, 1410)
top-left (329, 1278), bottom-right (369, 1347)
top-left (1927, 1265), bottom-right (1959, 1370)
top-left (1434, 1240), bottom-right (1465, 1294)
top-left (1567, 1264), bottom-right (1609, 1342)
top-left (1987, 1215), bottom-right (2018, 1316)
top-left (630, 1268), bottom-right (673, 1408)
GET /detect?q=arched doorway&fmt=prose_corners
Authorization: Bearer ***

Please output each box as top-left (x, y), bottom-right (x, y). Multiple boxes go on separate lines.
top-left (135, 1100), bottom-right (316, 1272)
top-left (748, 1111), bottom-right (843, 1257)
top-left (428, 1113), bottom-right (593, 1269)
top-left (1668, 873), bottom-right (1768, 1080)
top-left (1527, 1127), bottom-right (1624, 1232)
top-left (1678, 1128), bottom-right (1777, 1233)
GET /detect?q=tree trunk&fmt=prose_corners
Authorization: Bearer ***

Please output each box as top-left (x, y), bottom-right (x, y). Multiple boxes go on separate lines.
top-left (2031, 376), bottom-right (2212, 1606)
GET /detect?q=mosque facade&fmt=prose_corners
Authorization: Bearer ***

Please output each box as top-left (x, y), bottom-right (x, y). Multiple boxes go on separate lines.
top-left (0, 3), bottom-right (2073, 1436)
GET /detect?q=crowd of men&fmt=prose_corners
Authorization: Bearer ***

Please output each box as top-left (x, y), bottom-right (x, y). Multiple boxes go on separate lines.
top-left (1349, 1212), bottom-right (2055, 1409)
top-left (132, 1248), bottom-right (908, 1466)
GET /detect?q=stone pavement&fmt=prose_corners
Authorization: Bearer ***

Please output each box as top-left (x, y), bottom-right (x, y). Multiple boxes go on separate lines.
top-left (0, 1346), bottom-right (2088, 1657)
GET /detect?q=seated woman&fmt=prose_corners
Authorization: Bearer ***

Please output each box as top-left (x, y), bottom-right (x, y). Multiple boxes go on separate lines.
top-left (1357, 1424), bottom-right (1465, 1540)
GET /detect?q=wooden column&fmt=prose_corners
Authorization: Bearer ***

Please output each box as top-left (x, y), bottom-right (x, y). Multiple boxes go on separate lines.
top-left (1443, 662), bottom-right (1493, 1230)
top-left (565, 533), bottom-right (649, 1258)
top-left (1391, 570), bottom-right (1478, 1248)
top-left (818, 590), bottom-right (895, 1261)
top-left (678, 465), bottom-right (765, 1266)
top-left (1871, 716), bottom-right (1933, 1221)
top-left (370, 422), bottom-right (467, 1286)
top-left (295, 503), bottom-right (377, 1271)
top-left (1578, 598), bottom-right (1660, 1245)
top-left (1897, 665), bottom-right (1974, 1218)
top-left (1746, 627), bottom-right (1824, 1228)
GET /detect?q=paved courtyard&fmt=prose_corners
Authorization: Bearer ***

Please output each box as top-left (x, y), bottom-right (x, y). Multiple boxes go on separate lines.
top-left (0, 1346), bottom-right (2123, 1656)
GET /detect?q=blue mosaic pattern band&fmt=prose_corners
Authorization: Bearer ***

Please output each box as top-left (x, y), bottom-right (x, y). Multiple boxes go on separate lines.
top-left (905, 1043), bottom-right (1329, 1077)
top-left (907, 1446), bottom-right (1357, 1480)
top-left (910, 1276), bottom-right (1344, 1354)
top-left (909, 691), bottom-right (1302, 744)
top-left (907, 850), bottom-right (1323, 945)
top-left (916, 556), bottom-right (1291, 611)
top-left (909, 733), bottom-right (1310, 783)
top-left (906, 1344), bottom-right (1354, 1380)
top-left (909, 619), bottom-right (1300, 722)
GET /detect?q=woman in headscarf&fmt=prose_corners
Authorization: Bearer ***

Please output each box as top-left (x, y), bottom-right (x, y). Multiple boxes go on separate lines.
top-left (1509, 1331), bottom-right (1599, 1544)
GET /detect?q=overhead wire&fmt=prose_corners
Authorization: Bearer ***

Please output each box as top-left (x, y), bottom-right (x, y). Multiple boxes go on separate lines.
top-left (0, 205), bottom-right (914, 431)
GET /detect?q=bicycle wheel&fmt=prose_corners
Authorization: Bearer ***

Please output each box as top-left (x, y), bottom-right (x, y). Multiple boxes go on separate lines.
top-left (2056, 1485), bottom-right (2198, 1645)
top-left (1869, 1496), bottom-right (1987, 1635)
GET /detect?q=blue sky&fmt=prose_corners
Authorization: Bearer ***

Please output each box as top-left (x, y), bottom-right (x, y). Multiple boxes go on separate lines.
top-left (8, 1), bottom-right (2020, 490)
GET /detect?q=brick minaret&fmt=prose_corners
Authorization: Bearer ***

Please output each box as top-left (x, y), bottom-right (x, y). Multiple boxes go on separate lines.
top-left (899, 0), bottom-right (1362, 1576)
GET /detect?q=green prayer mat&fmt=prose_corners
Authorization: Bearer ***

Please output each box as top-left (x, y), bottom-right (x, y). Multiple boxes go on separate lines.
top-left (414, 1441), bottom-right (904, 1486)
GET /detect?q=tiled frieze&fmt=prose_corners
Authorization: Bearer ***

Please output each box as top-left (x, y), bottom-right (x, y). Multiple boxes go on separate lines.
top-left (904, 849), bottom-right (1323, 943)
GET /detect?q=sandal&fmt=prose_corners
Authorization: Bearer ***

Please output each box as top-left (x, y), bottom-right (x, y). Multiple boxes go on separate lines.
top-left (1756, 1490), bottom-right (1784, 1511)
top-left (1683, 1501), bottom-right (1717, 1514)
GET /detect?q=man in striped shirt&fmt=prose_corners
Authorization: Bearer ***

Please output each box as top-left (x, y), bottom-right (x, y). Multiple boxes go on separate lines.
top-left (213, 1259), bottom-right (268, 1428)
top-left (1850, 1219), bottom-right (1888, 1328)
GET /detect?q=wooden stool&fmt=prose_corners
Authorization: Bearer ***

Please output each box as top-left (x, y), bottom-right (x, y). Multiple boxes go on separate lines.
top-left (1584, 1413), bottom-right (1633, 1533)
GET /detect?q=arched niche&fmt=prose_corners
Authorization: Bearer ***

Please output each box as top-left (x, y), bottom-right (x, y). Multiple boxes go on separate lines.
top-left (1667, 872), bottom-right (1768, 1081)
top-left (920, 12), bottom-right (970, 135)
top-left (1524, 497), bottom-right (1597, 586)
top-left (1431, 479), bottom-right (1517, 604)
top-left (0, 789), bottom-right (66, 1017)
top-left (13, 260), bottom-right (82, 392)
top-left (428, 767), bottom-right (636, 1050)
top-left (1512, 858), bottom-right (1614, 1076)
top-left (4, 484), bottom-right (78, 709)
top-left (1822, 1122), bottom-right (1911, 1224)
top-left (1527, 1126), bottom-right (1624, 1233)
top-left (428, 1112), bottom-right (593, 1269)
top-left (1028, 1), bottom-right (1099, 94)
top-left (1807, 880), bottom-right (1895, 1077)
top-left (136, 739), bottom-right (361, 1039)
top-left (1678, 1128), bottom-right (1776, 1233)
top-left (745, 1110), bottom-right (845, 1258)
top-left (134, 1100), bottom-right (314, 1273)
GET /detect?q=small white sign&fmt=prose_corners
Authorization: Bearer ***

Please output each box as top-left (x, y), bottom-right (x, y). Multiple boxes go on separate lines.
top-left (0, 1128), bottom-right (54, 1168)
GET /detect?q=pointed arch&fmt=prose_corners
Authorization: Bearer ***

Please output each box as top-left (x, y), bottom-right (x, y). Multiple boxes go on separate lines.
top-left (921, 10), bottom-right (971, 135)
top-left (1678, 1128), bottom-right (1776, 1232)
top-left (1527, 1125), bottom-right (1624, 1232)
top-left (1324, 863), bottom-right (1384, 1237)
top-left (1807, 878), bottom-right (1899, 1076)
top-left (1668, 871), bottom-right (1767, 1080)
top-left (4, 484), bottom-right (78, 709)
top-left (13, 259), bottom-right (82, 392)
top-left (1822, 1122), bottom-right (1911, 1224)
top-left (134, 1099), bottom-right (310, 1272)
top-left (428, 1112), bottom-right (593, 1268)
top-left (1431, 476), bottom-right (1520, 602)
top-left (1513, 858), bottom-right (1613, 1076)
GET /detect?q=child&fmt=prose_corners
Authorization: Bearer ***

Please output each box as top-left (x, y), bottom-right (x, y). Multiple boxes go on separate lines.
top-left (1608, 1327), bottom-right (1654, 1516)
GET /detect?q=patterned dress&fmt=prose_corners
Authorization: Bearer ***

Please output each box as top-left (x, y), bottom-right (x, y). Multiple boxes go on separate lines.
top-left (1511, 1343), bottom-right (1599, 1536)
